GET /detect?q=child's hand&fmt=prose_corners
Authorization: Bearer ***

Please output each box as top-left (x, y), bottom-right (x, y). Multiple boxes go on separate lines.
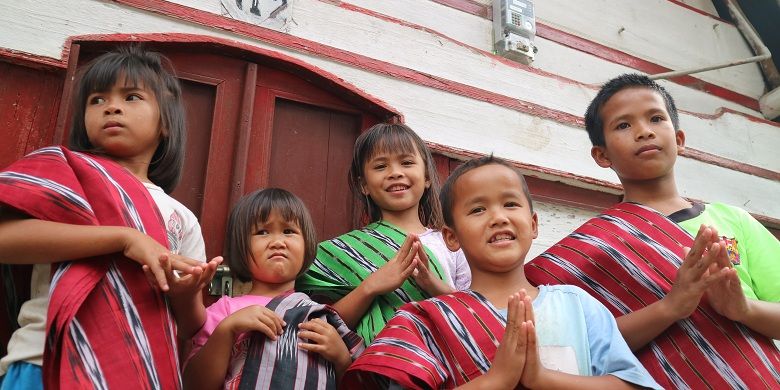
top-left (298, 318), bottom-right (352, 373)
top-left (143, 255), bottom-right (223, 297)
top-left (412, 245), bottom-right (454, 296)
top-left (220, 305), bottom-right (286, 340)
top-left (122, 228), bottom-right (202, 291)
top-left (362, 235), bottom-right (419, 296)
top-left (706, 266), bottom-right (749, 322)
top-left (664, 225), bottom-right (729, 320)
top-left (483, 292), bottom-right (531, 388)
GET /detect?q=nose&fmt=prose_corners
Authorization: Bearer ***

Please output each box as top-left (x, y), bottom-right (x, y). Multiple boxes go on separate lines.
top-left (269, 235), bottom-right (286, 249)
top-left (387, 162), bottom-right (404, 179)
top-left (488, 207), bottom-right (509, 228)
top-left (634, 121), bottom-right (656, 141)
top-left (103, 98), bottom-right (122, 115)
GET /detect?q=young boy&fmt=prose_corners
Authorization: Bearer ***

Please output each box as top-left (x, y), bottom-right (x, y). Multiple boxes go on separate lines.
top-left (342, 156), bottom-right (661, 389)
top-left (526, 73), bottom-right (780, 389)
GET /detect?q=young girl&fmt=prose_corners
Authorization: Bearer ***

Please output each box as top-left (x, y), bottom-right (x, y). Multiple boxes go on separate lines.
top-left (184, 188), bottom-right (363, 389)
top-left (0, 46), bottom-right (217, 389)
top-left (296, 123), bottom-right (471, 345)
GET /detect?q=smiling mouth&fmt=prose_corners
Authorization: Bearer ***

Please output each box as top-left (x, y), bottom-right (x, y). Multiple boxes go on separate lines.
top-left (386, 184), bottom-right (409, 192)
top-left (488, 232), bottom-right (515, 243)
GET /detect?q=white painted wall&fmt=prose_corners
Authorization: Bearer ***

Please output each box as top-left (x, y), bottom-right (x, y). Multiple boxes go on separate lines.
top-left (0, 0), bottom-right (776, 224)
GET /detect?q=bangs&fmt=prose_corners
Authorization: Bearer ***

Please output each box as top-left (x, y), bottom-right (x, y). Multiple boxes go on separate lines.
top-left (364, 127), bottom-right (420, 161)
top-left (249, 192), bottom-right (306, 230)
top-left (81, 55), bottom-right (160, 96)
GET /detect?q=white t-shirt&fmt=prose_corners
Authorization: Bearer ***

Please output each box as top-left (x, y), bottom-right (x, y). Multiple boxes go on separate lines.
top-left (418, 229), bottom-right (471, 290)
top-left (0, 183), bottom-right (205, 375)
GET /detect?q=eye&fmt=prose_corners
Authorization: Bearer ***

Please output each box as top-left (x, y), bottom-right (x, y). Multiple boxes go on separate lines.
top-left (89, 96), bottom-right (105, 105)
top-left (126, 94), bottom-right (143, 101)
top-left (255, 229), bottom-right (268, 236)
top-left (505, 201), bottom-right (521, 208)
top-left (401, 159), bottom-right (415, 166)
top-left (468, 206), bottom-right (485, 215)
top-left (650, 115), bottom-right (664, 123)
top-left (283, 228), bottom-right (299, 235)
top-left (615, 122), bottom-right (630, 130)
top-left (373, 163), bottom-right (387, 170)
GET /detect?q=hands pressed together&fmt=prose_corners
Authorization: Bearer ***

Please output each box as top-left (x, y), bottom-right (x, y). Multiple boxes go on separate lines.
top-left (484, 290), bottom-right (549, 389)
top-left (665, 224), bottom-right (748, 322)
top-left (363, 234), bottom-right (454, 298)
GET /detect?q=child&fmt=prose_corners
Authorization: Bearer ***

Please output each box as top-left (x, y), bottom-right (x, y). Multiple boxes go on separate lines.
top-left (183, 188), bottom-right (363, 389)
top-left (296, 123), bottom-right (471, 345)
top-left (525, 73), bottom-right (780, 388)
top-left (343, 156), bottom-right (661, 389)
top-left (0, 46), bottom-right (218, 389)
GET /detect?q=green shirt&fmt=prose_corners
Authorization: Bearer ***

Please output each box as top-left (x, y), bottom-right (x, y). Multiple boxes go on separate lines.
top-left (670, 202), bottom-right (780, 302)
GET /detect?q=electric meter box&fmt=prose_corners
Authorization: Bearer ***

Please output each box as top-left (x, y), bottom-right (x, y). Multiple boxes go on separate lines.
top-left (493, 0), bottom-right (536, 64)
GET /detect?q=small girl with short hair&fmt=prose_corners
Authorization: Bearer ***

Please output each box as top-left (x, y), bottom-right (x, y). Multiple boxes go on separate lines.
top-left (297, 123), bottom-right (471, 345)
top-left (0, 45), bottom-right (216, 389)
top-left (184, 188), bottom-right (362, 390)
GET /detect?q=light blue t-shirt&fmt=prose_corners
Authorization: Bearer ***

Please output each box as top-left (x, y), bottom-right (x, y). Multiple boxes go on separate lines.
top-left (499, 285), bottom-right (661, 389)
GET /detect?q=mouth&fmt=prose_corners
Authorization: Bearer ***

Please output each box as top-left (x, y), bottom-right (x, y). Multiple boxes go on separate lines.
top-left (102, 121), bottom-right (124, 130)
top-left (488, 231), bottom-right (516, 244)
top-left (635, 144), bottom-right (662, 155)
top-left (268, 252), bottom-right (287, 260)
top-left (386, 184), bottom-right (410, 193)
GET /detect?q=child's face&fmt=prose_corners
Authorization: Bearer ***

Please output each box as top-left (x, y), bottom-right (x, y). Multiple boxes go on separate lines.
top-left (360, 146), bottom-right (430, 218)
top-left (248, 210), bottom-right (306, 285)
top-left (442, 164), bottom-right (537, 274)
top-left (84, 77), bottom-right (162, 163)
top-left (591, 87), bottom-right (685, 182)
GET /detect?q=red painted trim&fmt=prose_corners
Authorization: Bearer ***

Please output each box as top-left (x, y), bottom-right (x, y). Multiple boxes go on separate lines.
top-left (430, 0), bottom-right (757, 110)
top-left (109, 0), bottom-right (764, 128)
top-left (429, 0), bottom-right (491, 19)
top-left (681, 148), bottom-right (779, 181)
top-left (62, 29), bottom-right (776, 182)
top-left (534, 24), bottom-right (760, 112)
top-left (53, 43), bottom-right (80, 145)
top-left (0, 47), bottom-right (66, 70)
top-left (665, 0), bottom-right (730, 24)
top-left (427, 141), bottom-right (623, 192)
top-left (230, 62), bottom-right (258, 206)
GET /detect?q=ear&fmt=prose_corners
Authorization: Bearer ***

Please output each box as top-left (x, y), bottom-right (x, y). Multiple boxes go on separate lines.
top-left (530, 212), bottom-right (539, 239)
top-left (358, 177), bottom-right (369, 195)
top-left (442, 225), bottom-right (461, 252)
top-left (591, 145), bottom-right (612, 168)
top-left (675, 129), bottom-right (686, 154)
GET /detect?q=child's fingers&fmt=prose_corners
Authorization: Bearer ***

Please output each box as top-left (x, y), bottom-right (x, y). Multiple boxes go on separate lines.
top-left (298, 342), bottom-right (325, 353)
top-left (397, 234), bottom-right (418, 258)
top-left (416, 244), bottom-right (429, 267)
top-left (166, 254), bottom-right (203, 275)
top-left (147, 257), bottom-right (169, 291)
top-left (400, 258), bottom-right (418, 280)
top-left (523, 295), bottom-right (535, 325)
top-left (524, 321), bottom-right (537, 360)
top-left (141, 265), bottom-right (160, 290)
top-left (399, 242), bottom-right (419, 267)
top-left (684, 225), bottom-right (712, 267)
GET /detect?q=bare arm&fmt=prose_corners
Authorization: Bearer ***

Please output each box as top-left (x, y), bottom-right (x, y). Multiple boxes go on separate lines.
top-left (0, 214), bottom-right (202, 290)
top-left (332, 236), bottom-right (419, 328)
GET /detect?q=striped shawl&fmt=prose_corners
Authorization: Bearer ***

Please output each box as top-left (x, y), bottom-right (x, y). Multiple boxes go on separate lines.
top-left (0, 147), bottom-right (180, 389)
top-left (236, 292), bottom-right (364, 390)
top-left (524, 202), bottom-right (780, 389)
top-left (296, 221), bottom-right (447, 345)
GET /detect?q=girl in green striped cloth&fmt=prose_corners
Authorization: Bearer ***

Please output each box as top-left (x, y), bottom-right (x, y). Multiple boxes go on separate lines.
top-left (296, 123), bottom-right (471, 345)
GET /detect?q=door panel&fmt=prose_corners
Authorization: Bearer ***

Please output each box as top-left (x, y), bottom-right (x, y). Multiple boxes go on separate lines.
top-left (268, 99), bottom-right (360, 241)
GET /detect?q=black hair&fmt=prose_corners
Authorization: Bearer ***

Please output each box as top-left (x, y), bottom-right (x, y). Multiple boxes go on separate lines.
top-left (68, 45), bottom-right (186, 193)
top-left (224, 188), bottom-right (317, 283)
top-left (348, 123), bottom-right (444, 229)
top-left (440, 155), bottom-right (533, 228)
top-left (584, 73), bottom-right (680, 147)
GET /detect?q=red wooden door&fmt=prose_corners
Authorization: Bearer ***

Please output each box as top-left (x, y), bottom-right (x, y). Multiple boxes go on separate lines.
top-left (268, 99), bottom-right (360, 241)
